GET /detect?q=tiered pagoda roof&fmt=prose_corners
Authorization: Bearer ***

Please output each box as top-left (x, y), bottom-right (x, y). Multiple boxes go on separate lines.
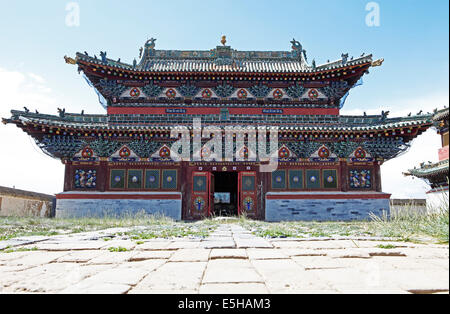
top-left (66, 37), bottom-right (383, 109)
top-left (4, 109), bottom-right (432, 134)
top-left (2, 37), bottom-right (433, 164)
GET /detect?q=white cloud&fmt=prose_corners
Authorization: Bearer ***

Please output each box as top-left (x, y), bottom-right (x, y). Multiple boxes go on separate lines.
top-left (381, 129), bottom-right (441, 199)
top-left (0, 67), bottom-right (63, 195)
top-left (27, 72), bottom-right (46, 84)
top-left (342, 92), bottom-right (449, 118)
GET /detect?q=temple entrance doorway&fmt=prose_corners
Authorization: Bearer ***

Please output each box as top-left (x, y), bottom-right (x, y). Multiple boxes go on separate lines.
top-left (212, 172), bottom-right (238, 217)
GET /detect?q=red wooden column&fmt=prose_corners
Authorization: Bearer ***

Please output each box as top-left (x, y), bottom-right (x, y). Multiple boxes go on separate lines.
top-left (63, 160), bottom-right (72, 192)
top-left (97, 159), bottom-right (108, 192)
top-left (374, 161), bottom-right (382, 192)
top-left (340, 159), bottom-right (349, 192)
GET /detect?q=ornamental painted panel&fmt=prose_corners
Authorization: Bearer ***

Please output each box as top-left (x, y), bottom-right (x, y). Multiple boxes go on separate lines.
top-left (272, 89), bottom-right (284, 99)
top-left (165, 88), bottom-right (177, 99)
top-left (289, 169), bottom-right (304, 190)
top-left (162, 170), bottom-right (178, 190)
top-left (242, 175), bottom-right (256, 192)
top-left (127, 170), bottom-right (143, 189)
top-left (110, 169), bottom-right (126, 189)
top-left (323, 169), bottom-right (338, 189)
top-left (349, 169), bottom-right (372, 189)
top-left (121, 87), bottom-right (145, 98)
top-left (193, 196), bottom-right (206, 212)
top-left (310, 145), bottom-right (337, 162)
top-left (145, 170), bottom-right (160, 190)
top-left (74, 169), bottom-right (97, 189)
top-left (242, 196), bottom-right (255, 212)
top-left (271, 170), bottom-right (286, 190)
top-left (73, 146), bottom-right (98, 162)
top-left (278, 147), bottom-right (291, 159)
top-left (193, 175), bottom-right (207, 192)
top-left (110, 145), bottom-right (139, 162)
top-left (349, 147), bottom-right (374, 162)
top-left (306, 169), bottom-right (321, 189)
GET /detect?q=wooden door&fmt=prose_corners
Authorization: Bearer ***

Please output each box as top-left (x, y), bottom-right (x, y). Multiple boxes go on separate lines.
top-left (238, 171), bottom-right (257, 217)
top-left (191, 172), bottom-right (212, 219)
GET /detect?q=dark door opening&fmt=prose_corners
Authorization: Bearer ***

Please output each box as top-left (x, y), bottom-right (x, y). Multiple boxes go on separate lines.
top-left (212, 172), bottom-right (238, 217)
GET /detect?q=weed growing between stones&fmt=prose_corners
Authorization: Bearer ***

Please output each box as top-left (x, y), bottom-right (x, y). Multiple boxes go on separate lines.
top-left (369, 197), bottom-right (449, 243)
top-left (237, 197), bottom-right (449, 244)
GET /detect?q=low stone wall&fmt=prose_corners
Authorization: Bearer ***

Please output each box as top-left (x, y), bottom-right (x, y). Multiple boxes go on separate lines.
top-left (55, 192), bottom-right (182, 220)
top-left (265, 192), bottom-right (391, 222)
top-left (389, 199), bottom-right (427, 217)
top-left (0, 186), bottom-right (55, 217)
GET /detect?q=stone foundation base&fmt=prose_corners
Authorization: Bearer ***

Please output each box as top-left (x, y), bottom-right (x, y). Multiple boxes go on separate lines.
top-left (55, 192), bottom-right (182, 220)
top-left (265, 192), bottom-right (391, 222)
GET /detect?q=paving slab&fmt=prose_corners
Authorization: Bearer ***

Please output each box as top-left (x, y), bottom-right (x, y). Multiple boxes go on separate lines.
top-left (129, 251), bottom-right (174, 261)
top-left (235, 238), bottom-right (273, 249)
top-left (246, 248), bottom-right (289, 260)
top-left (56, 250), bottom-right (105, 263)
top-left (251, 259), bottom-right (331, 293)
top-left (169, 248), bottom-right (211, 262)
top-left (201, 240), bottom-right (236, 249)
top-left (279, 248), bottom-right (328, 257)
top-left (60, 282), bottom-right (131, 294)
top-left (2, 263), bottom-right (110, 293)
top-left (81, 267), bottom-right (149, 286)
top-left (199, 283), bottom-right (269, 294)
top-left (327, 249), bottom-right (372, 259)
top-left (203, 259), bottom-right (264, 284)
top-left (132, 262), bottom-right (207, 292)
top-left (87, 252), bottom-right (138, 265)
top-left (381, 269), bottom-right (449, 293)
top-left (135, 241), bottom-right (173, 251)
top-left (210, 249), bottom-right (247, 260)
top-left (6, 251), bottom-right (69, 266)
top-left (166, 241), bottom-right (202, 249)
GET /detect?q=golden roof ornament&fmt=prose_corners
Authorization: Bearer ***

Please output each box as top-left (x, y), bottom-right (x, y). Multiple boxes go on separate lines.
top-left (372, 58), bottom-right (384, 67)
top-left (64, 55), bottom-right (76, 65)
top-left (221, 35), bottom-right (227, 46)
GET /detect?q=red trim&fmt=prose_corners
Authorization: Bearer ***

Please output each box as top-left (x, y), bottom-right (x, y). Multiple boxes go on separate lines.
top-left (57, 193), bottom-right (181, 200)
top-left (426, 186), bottom-right (449, 194)
top-left (266, 193), bottom-right (391, 200)
top-left (107, 107), bottom-right (339, 116)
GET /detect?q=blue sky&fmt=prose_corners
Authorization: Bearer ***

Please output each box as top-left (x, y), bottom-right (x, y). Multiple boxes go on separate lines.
top-left (0, 0), bottom-right (448, 197)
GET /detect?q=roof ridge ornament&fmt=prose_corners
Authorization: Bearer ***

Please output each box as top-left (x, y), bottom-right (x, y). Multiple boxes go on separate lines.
top-left (372, 58), bottom-right (384, 67)
top-left (290, 38), bottom-right (307, 62)
top-left (341, 53), bottom-right (349, 65)
top-left (64, 55), bottom-right (76, 65)
top-left (145, 38), bottom-right (157, 49)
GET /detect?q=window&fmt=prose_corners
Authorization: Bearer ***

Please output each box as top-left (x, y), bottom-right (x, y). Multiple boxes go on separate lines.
top-left (145, 170), bottom-right (160, 190)
top-left (288, 169), bottom-right (303, 190)
top-left (127, 170), bottom-right (143, 189)
top-left (306, 169), bottom-right (321, 189)
top-left (110, 169), bottom-right (125, 189)
top-left (271, 170), bottom-right (286, 189)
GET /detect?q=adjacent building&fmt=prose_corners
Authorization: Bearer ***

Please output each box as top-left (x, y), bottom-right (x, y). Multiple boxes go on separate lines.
top-left (404, 108), bottom-right (449, 210)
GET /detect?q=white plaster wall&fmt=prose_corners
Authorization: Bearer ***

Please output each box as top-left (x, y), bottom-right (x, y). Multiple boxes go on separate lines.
top-left (427, 189), bottom-right (449, 213)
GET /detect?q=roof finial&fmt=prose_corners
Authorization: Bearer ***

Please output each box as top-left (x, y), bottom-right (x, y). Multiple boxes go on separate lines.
top-left (221, 35), bottom-right (227, 46)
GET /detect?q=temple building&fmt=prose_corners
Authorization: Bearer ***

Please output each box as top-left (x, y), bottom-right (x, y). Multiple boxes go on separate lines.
top-left (404, 107), bottom-right (449, 209)
top-left (2, 37), bottom-right (434, 221)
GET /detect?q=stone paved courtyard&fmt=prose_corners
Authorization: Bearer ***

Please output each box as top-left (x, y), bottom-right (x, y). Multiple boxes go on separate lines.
top-left (0, 224), bottom-right (448, 294)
